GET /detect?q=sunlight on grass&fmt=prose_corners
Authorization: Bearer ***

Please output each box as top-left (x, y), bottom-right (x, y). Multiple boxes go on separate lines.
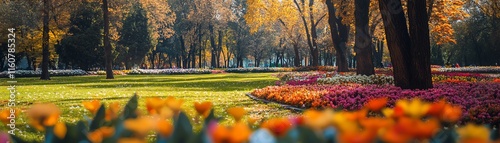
top-left (0, 73), bottom-right (297, 142)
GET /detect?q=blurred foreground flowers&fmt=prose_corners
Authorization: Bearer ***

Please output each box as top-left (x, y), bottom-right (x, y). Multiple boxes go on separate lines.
top-left (1, 94), bottom-right (500, 143)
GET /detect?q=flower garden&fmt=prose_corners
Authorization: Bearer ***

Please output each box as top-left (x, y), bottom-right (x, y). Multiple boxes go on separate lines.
top-left (1, 67), bottom-right (500, 143)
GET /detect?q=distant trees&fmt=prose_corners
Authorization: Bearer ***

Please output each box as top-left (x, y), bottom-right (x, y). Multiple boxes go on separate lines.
top-left (117, 3), bottom-right (152, 69)
top-left (56, 1), bottom-right (104, 70)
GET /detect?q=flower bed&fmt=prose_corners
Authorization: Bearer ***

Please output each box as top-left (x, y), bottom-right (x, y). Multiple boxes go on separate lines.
top-left (225, 67), bottom-right (293, 73)
top-left (3, 95), bottom-right (499, 143)
top-left (0, 69), bottom-right (88, 77)
top-left (128, 69), bottom-right (212, 75)
top-left (88, 70), bottom-right (129, 75)
top-left (436, 67), bottom-right (500, 73)
top-left (251, 83), bottom-right (500, 123)
top-left (317, 75), bottom-right (394, 85)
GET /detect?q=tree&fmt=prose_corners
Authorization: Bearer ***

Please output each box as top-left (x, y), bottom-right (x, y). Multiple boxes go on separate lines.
top-left (117, 3), bottom-right (152, 69)
top-left (355, 0), bottom-right (375, 75)
top-left (56, 1), bottom-right (104, 70)
top-left (245, 0), bottom-right (328, 67)
top-left (325, 0), bottom-right (350, 71)
top-left (41, 0), bottom-right (51, 80)
top-left (102, 0), bottom-right (114, 79)
top-left (378, 0), bottom-right (432, 89)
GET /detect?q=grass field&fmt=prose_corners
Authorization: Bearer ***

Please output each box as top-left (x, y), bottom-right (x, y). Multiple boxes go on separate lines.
top-left (0, 73), bottom-right (297, 141)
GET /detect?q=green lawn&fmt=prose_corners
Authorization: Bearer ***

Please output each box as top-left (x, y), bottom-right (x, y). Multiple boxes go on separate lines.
top-left (0, 73), bottom-right (297, 141)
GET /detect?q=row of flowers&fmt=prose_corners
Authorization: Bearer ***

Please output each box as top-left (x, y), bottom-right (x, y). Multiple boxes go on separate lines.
top-left (436, 67), bottom-right (500, 73)
top-left (225, 67), bottom-right (294, 73)
top-left (251, 82), bottom-right (500, 123)
top-left (0, 70), bottom-right (88, 77)
top-left (2, 95), bottom-right (499, 143)
top-left (276, 71), bottom-right (499, 86)
top-left (128, 69), bottom-right (213, 75)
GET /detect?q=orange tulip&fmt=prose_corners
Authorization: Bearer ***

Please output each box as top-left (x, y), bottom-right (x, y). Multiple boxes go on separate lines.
top-left (157, 120), bottom-right (173, 137)
top-left (427, 99), bottom-right (447, 117)
top-left (227, 107), bottom-right (246, 122)
top-left (339, 130), bottom-right (377, 143)
top-left (26, 103), bottom-right (61, 131)
top-left (146, 98), bottom-right (164, 115)
top-left (194, 102), bottom-right (212, 118)
top-left (83, 100), bottom-right (101, 115)
top-left (261, 118), bottom-right (292, 137)
top-left (0, 109), bottom-right (18, 125)
top-left (105, 102), bottom-right (121, 121)
top-left (229, 122), bottom-right (252, 143)
top-left (54, 122), bottom-right (67, 139)
top-left (365, 97), bottom-right (388, 111)
top-left (165, 97), bottom-right (184, 112)
top-left (211, 124), bottom-right (230, 143)
top-left (441, 104), bottom-right (462, 122)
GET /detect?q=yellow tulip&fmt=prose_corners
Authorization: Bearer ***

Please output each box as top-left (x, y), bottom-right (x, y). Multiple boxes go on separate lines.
top-left (194, 102), bottom-right (212, 118)
top-left (382, 108), bottom-right (394, 118)
top-left (165, 97), bottom-right (184, 112)
top-left (457, 123), bottom-right (490, 143)
top-left (54, 122), bottom-right (66, 139)
top-left (227, 107), bottom-right (246, 122)
top-left (83, 100), bottom-right (101, 115)
top-left (248, 117), bottom-right (259, 125)
top-left (396, 99), bottom-right (430, 118)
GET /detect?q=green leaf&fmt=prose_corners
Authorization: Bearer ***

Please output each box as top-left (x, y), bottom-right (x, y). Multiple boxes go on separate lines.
top-left (203, 109), bottom-right (216, 126)
top-left (9, 134), bottom-right (28, 143)
top-left (122, 93), bottom-right (138, 119)
top-left (169, 112), bottom-right (193, 143)
top-left (59, 123), bottom-right (79, 143)
top-left (297, 126), bottom-right (324, 143)
top-left (90, 105), bottom-right (106, 132)
top-left (76, 121), bottom-right (89, 142)
top-left (44, 126), bottom-right (55, 143)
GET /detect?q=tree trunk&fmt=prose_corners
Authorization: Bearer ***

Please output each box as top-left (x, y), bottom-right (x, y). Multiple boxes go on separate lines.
top-left (407, 0), bottom-right (432, 89)
top-left (326, 0), bottom-right (349, 72)
top-left (103, 0), bottom-right (114, 79)
top-left (378, 0), bottom-right (432, 89)
top-left (355, 0), bottom-right (375, 75)
top-left (209, 25), bottom-right (216, 68)
top-left (40, 0), bottom-right (50, 80)
top-left (293, 43), bottom-right (300, 67)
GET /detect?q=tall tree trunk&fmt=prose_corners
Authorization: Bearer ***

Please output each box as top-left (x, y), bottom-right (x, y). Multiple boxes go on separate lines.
top-left (293, 43), bottom-right (300, 67)
top-left (378, 0), bottom-right (432, 89)
top-left (326, 0), bottom-right (349, 72)
top-left (407, 0), bottom-right (432, 89)
top-left (41, 0), bottom-right (50, 80)
top-left (103, 0), bottom-right (114, 79)
top-left (355, 0), bottom-right (375, 75)
top-left (209, 25), bottom-right (216, 68)
top-left (378, 0), bottom-right (412, 88)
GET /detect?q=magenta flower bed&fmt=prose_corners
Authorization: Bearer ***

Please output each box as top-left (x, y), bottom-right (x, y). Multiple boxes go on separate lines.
top-left (321, 83), bottom-right (500, 123)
